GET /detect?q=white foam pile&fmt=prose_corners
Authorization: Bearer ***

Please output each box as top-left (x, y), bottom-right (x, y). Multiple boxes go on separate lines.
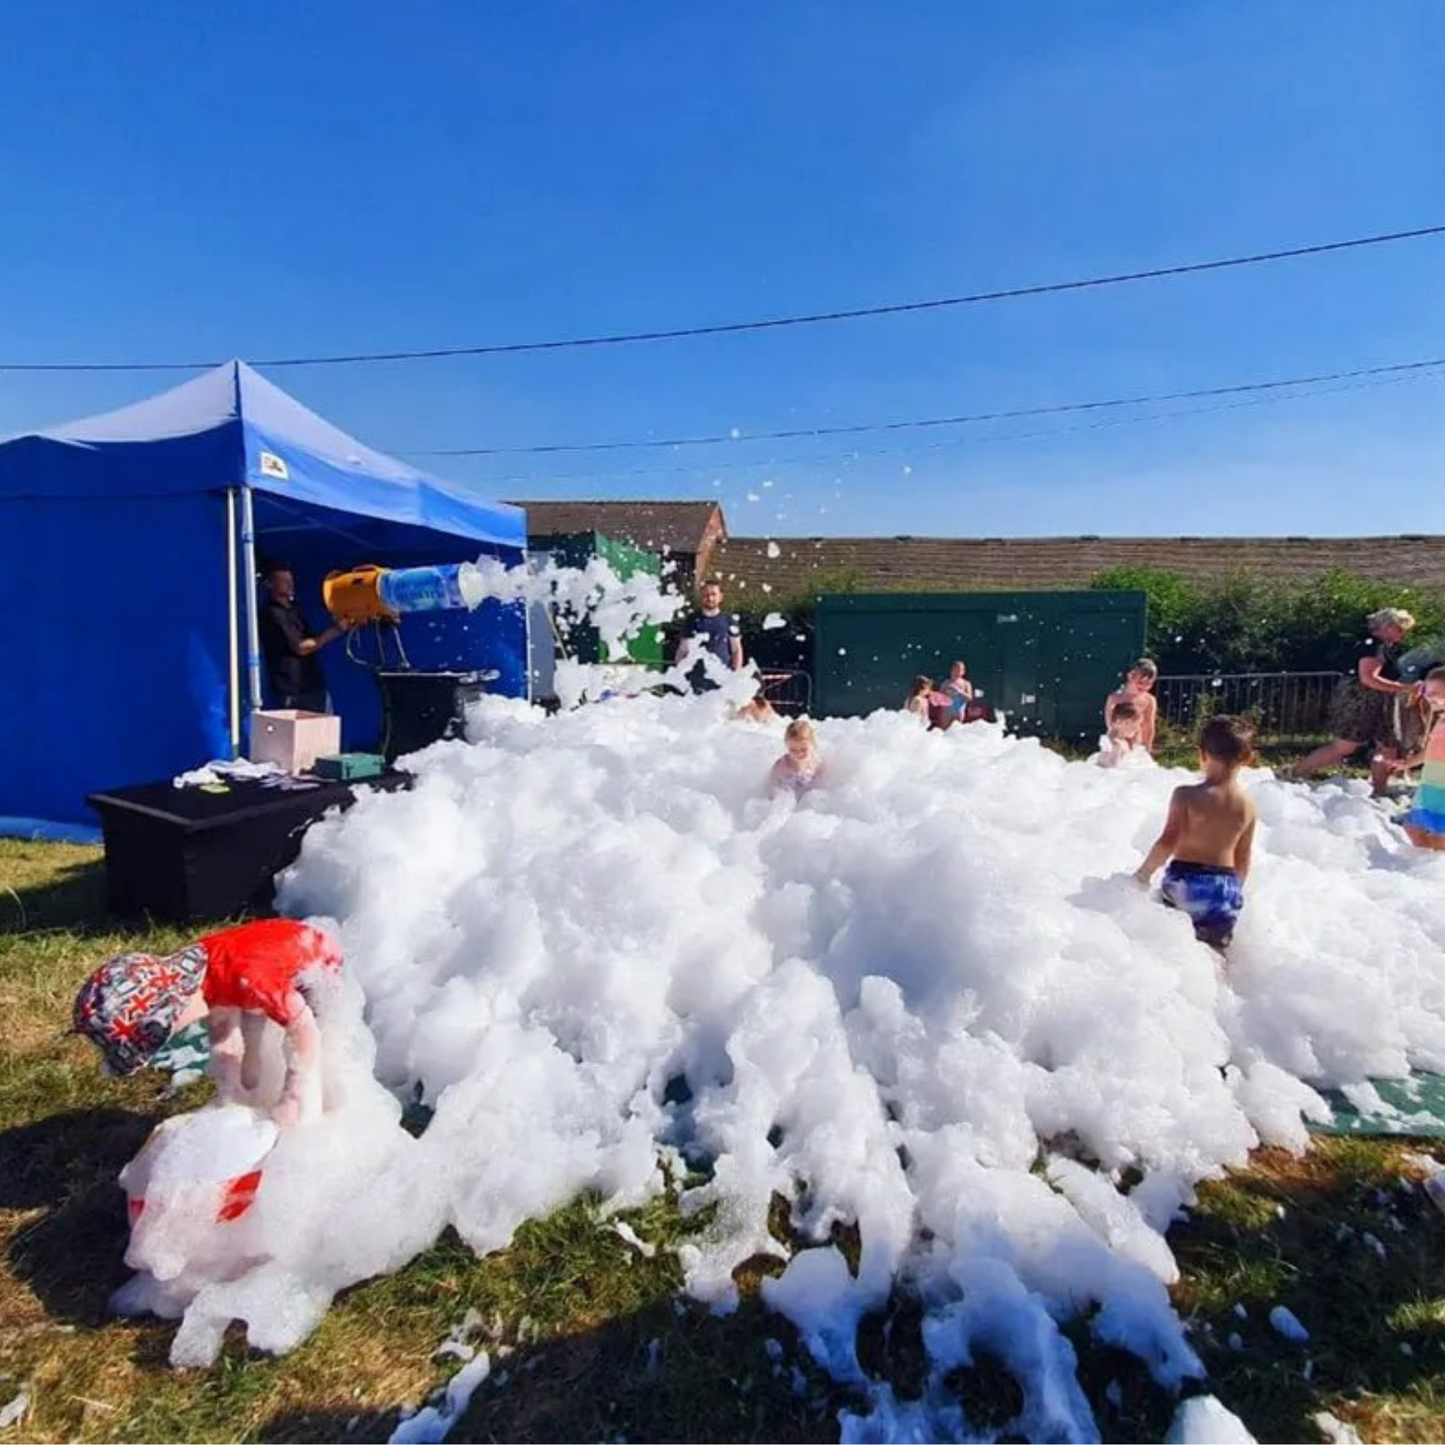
top-left (127, 692), bottom-right (1445, 1439)
top-left (1164, 1394), bottom-right (1256, 1444)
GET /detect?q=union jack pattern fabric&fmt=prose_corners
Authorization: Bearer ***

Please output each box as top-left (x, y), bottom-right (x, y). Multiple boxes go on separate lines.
top-left (72, 944), bottom-right (208, 1077)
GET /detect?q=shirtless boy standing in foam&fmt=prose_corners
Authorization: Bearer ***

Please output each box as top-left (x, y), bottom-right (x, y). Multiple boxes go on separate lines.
top-left (1135, 715), bottom-right (1257, 949)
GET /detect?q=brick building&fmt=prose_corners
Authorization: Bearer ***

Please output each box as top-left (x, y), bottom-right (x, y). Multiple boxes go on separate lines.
top-left (510, 500), bottom-right (727, 587)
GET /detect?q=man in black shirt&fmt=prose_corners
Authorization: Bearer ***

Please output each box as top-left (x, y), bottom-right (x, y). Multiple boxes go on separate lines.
top-left (675, 577), bottom-right (743, 692)
top-left (258, 561), bottom-right (350, 712)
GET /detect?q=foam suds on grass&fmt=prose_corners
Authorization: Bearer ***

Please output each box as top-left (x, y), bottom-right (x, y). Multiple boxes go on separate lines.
top-left (101, 691), bottom-right (1445, 1440)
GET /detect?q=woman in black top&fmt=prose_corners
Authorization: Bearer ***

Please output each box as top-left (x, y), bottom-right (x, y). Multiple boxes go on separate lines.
top-left (1290, 608), bottom-right (1421, 794)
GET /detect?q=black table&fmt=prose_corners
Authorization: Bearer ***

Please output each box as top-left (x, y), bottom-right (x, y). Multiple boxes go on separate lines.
top-left (86, 772), bottom-right (412, 924)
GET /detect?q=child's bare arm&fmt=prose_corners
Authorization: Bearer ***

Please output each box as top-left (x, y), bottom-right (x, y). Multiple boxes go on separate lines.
top-left (1141, 695), bottom-right (1158, 752)
top-left (274, 990), bottom-right (322, 1128)
top-left (1234, 814), bottom-right (1257, 882)
top-left (1104, 691), bottom-right (1118, 727)
top-left (1135, 789), bottom-right (1185, 883)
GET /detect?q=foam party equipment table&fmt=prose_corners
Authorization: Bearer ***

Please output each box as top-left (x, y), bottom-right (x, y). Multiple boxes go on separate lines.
top-left (87, 771), bottom-right (410, 923)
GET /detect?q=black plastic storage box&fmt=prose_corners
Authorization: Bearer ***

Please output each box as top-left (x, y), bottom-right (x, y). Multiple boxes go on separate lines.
top-left (375, 670), bottom-right (491, 763)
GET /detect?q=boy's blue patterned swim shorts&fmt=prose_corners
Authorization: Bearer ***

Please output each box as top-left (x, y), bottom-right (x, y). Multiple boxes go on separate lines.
top-left (1161, 861), bottom-right (1243, 948)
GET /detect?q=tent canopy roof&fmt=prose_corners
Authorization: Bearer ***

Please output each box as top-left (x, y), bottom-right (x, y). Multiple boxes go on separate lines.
top-left (0, 360), bottom-right (525, 550)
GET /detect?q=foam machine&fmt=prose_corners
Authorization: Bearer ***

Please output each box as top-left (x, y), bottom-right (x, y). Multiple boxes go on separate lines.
top-left (321, 562), bottom-right (498, 762)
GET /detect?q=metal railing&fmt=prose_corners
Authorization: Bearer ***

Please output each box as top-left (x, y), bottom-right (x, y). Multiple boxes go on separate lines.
top-left (1154, 671), bottom-right (1341, 737)
top-left (758, 668), bottom-right (813, 716)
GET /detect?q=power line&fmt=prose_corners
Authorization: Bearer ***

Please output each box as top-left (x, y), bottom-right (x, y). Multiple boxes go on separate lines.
top-left (5, 224), bottom-right (1444, 373)
top-left (411, 354), bottom-right (1445, 457)
top-left (482, 362), bottom-right (1445, 487)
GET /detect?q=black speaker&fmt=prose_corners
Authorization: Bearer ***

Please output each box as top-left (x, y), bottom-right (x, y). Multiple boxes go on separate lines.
top-left (375, 670), bottom-right (490, 762)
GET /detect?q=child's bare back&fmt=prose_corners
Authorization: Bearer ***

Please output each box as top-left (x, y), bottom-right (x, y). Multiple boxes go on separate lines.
top-left (1168, 777), bottom-right (1256, 871)
top-left (1136, 715), bottom-right (1257, 949)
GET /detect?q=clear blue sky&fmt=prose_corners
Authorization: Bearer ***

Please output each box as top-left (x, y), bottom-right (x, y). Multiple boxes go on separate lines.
top-left (2, 1), bottom-right (1443, 538)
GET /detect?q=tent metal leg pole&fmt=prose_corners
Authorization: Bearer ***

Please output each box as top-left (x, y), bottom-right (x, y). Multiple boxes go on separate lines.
top-left (226, 488), bottom-right (241, 756)
top-left (240, 485), bottom-right (264, 713)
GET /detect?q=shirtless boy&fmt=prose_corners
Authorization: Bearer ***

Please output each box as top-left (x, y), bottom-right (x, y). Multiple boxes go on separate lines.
top-left (1135, 715), bottom-right (1257, 949)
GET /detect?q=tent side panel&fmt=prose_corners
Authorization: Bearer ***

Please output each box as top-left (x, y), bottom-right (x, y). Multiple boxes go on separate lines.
top-left (0, 494), bottom-right (231, 826)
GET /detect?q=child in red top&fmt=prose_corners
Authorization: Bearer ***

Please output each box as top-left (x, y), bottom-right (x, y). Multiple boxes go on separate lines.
top-left (73, 919), bottom-right (341, 1129)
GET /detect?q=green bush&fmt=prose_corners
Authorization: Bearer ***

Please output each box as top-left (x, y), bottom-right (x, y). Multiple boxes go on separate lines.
top-left (1090, 566), bottom-right (1445, 674)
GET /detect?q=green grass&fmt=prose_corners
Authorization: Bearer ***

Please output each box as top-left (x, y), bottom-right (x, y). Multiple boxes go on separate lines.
top-left (1050, 723), bottom-right (1360, 779)
top-left (3, 839), bottom-right (1445, 1442)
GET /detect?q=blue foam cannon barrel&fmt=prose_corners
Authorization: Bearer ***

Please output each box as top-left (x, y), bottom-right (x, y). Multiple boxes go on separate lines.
top-left (377, 562), bottom-right (487, 614)
top-left (323, 562), bottom-right (488, 624)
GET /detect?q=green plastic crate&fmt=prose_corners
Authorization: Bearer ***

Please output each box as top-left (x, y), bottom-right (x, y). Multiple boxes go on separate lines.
top-left (313, 752), bottom-right (386, 782)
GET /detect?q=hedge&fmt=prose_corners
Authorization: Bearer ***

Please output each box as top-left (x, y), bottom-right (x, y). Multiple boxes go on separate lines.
top-left (1088, 566), bottom-right (1445, 674)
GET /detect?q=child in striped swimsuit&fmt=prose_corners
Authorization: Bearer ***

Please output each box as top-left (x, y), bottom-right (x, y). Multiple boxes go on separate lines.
top-left (1402, 667), bottom-right (1445, 852)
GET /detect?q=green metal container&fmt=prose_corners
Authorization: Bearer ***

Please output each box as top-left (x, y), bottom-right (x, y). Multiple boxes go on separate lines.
top-left (813, 589), bottom-right (1147, 740)
top-left (529, 530), bottom-right (666, 667)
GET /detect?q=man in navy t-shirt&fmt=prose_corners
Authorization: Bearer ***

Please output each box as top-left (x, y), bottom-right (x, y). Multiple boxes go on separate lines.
top-left (675, 578), bottom-right (743, 692)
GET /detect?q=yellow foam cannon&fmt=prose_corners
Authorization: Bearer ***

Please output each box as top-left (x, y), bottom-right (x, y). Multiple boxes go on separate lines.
top-left (323, 562), bottom-right (487, 624)
top-left (323, 565), bottom-right (395, 625)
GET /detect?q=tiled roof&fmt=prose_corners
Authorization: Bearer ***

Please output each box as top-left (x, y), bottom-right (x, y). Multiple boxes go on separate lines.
top-left (713, 534), bottom-right (1445, 600)
top-left (509, 500), bottom-right (724, 556)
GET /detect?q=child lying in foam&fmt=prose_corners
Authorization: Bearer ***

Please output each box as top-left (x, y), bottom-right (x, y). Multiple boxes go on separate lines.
top-left (770, 718), bottom-right (824, 795)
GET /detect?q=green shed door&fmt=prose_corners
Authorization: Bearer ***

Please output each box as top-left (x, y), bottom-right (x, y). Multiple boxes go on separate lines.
top-left (994, 606), bottom-right (1044, 733)
top-left (1046, 605), bottom-right (1144, 740)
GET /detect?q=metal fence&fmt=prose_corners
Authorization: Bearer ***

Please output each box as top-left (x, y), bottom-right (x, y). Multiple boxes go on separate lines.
top-left (758, 668), bottom-right (813, 716)
top-left (1154, 671), bottom-right (1341, 738)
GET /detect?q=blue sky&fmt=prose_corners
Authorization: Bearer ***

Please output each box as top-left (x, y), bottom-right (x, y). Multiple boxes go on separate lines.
top-left (2, 1), bottom-right (1443, 537)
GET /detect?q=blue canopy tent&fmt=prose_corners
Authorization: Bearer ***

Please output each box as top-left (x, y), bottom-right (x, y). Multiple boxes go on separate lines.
top-left (0, 360), bottom-right (527, 836)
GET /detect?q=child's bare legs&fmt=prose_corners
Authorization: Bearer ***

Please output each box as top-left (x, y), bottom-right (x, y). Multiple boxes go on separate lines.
top-left (208, 1008), bottom-right (273, 1107)
top-left (240, 1012), bottom-right (269, 1095)
top-left (1371, 747), bottom-right (1400, 797)
top-left (208, 1008), bottom-right (245, 1103)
